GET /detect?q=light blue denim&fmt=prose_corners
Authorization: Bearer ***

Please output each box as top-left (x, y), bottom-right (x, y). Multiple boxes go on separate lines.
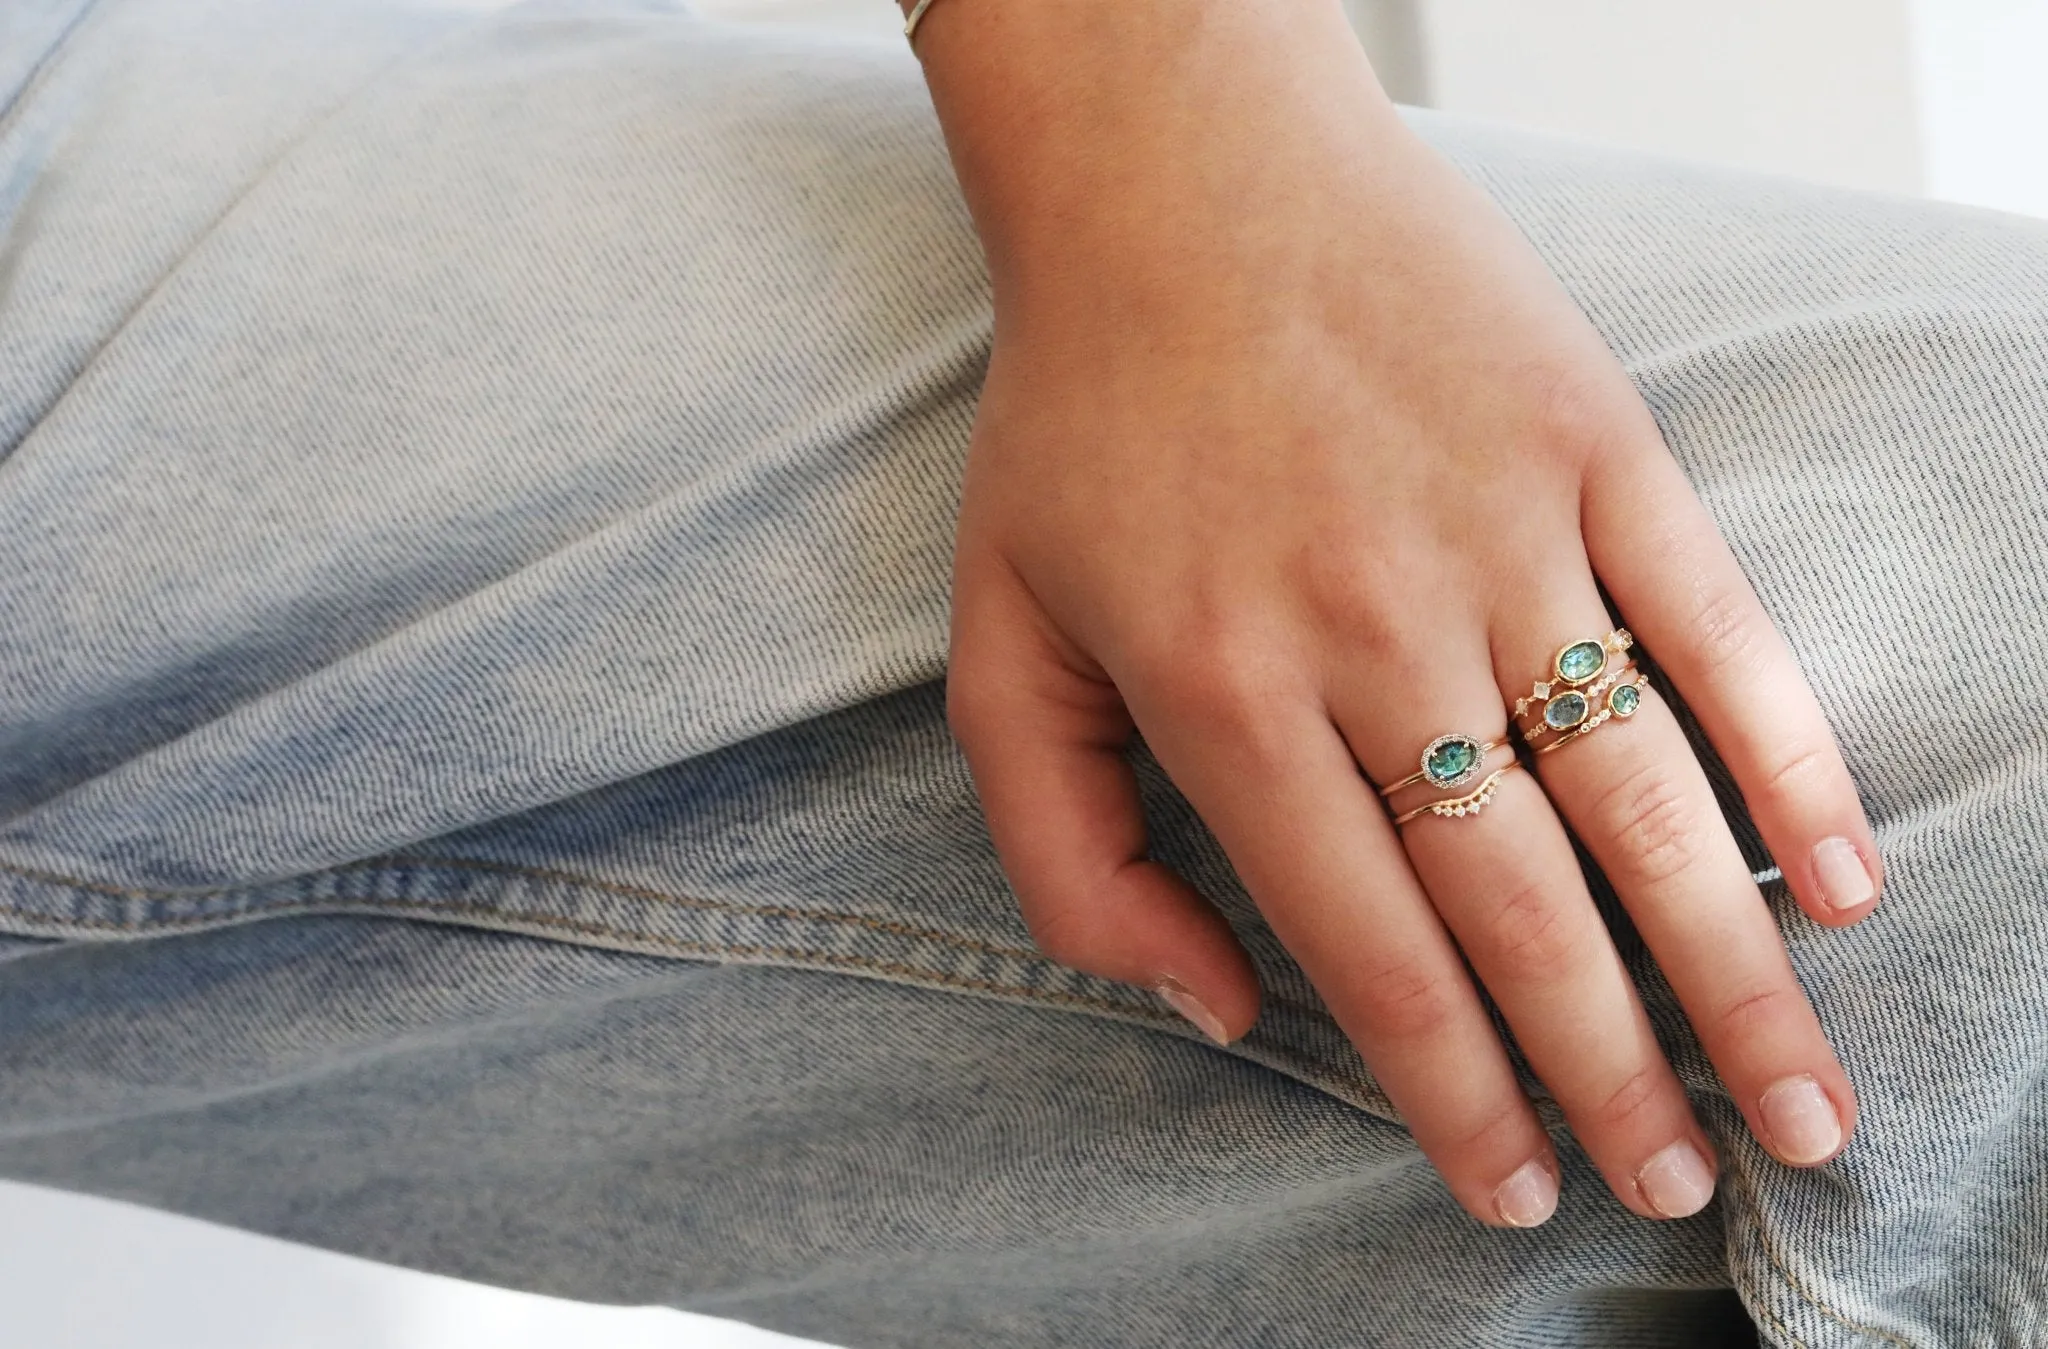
top-left (3, 1), bottom-right (2046, 1345)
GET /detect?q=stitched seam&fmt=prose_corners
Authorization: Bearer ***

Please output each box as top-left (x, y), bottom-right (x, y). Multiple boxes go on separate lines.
top-left (0, 881), bottom-right (1383, 1110)
top-left (0, 890), bottom-right (1171, 1022)
top-left (0, 852), bottom-right (1344, 1031)
top-left (1731, 1159), bottom-right (1916, 1348)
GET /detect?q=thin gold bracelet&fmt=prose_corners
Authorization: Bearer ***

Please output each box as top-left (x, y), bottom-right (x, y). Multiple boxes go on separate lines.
top-left (904, 0), bottom-right (943, 45)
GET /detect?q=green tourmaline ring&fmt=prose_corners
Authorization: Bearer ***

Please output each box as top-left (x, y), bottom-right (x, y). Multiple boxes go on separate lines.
top-left (1376, 731), bottom-right (1510, 799)
top-left (1512, 629), bottom-right (1635, 729)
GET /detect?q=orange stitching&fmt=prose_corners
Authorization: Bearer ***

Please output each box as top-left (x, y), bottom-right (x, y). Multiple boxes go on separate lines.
top-left (389, 852), bottom-right (1348, 1028)
top-left (390, 852), bottom-right (1055, 962)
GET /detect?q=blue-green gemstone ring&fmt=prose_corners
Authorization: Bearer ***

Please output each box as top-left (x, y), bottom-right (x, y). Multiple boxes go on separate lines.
top-left (1554, 638), bottom-right (1609, 685)
top-left (1421, 733), bottom-right (1484, 789)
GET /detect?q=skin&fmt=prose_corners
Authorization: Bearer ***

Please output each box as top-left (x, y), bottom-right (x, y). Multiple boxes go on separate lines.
top-left (907, 0), bottom-right (1885, 1226)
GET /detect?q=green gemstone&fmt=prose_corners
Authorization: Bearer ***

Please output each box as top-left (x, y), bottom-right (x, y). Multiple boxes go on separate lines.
top-left (1424, 735), bottom-right (1480, 786)
top-left (1610, 683), bottom-right (1642, 717)
top-left (1557, 640), bottom-right (1607, 684)
top-left (1543, 691), bottom-right (1589, 730)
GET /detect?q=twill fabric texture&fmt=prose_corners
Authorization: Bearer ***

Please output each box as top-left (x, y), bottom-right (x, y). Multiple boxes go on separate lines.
top-left (2, 2), bottom-right (2046, 1346)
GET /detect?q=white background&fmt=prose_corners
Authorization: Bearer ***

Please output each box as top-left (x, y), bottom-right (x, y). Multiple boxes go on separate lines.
top-left (7, 1), bottom-right (2044, 1346)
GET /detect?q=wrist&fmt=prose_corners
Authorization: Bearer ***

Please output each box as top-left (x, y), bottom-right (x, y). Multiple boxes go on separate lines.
top-left (909, 0), bottom-right (1407, 323)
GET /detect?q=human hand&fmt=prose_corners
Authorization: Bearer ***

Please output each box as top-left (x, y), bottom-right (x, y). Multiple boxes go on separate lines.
top-left (923, 0), bottom-right (1883, 1226)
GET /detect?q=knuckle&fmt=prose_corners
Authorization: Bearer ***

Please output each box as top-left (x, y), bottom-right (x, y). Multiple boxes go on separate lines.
top-left (1143, 628), bottom-right (1295, 746)
top-left (1352, 956), bottom-right (1463, 1042)
top-left (1583, 1065), bottom-right (1666, 1135)
top-left (1687, 582), bottom-right (1768, 680)
top-left (1594, 759), bottom-right (1713, 888)
top-left (1481, 876), bottom-right (1593, 984)
top-left (1442, 1097), bottom-right (1534, 1159)
top-left (1713, 983), bottom-right (1796, 1043)
top-left (1530, 365), bottom-right (1638, 469)
top-left (1020, 901), bottom-right (1105, 972)
top-left (1291, 550), bottom-right (1403, 648)
top-left (1758, 739), bottom-right (1838, 806)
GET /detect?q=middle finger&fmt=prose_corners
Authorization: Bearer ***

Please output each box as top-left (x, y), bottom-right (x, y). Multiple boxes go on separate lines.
top-left (1337, 627), bottom-right (1721, 1220)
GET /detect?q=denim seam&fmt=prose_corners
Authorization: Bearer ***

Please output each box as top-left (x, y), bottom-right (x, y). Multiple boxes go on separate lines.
top-left (0, 852), bottom-right (1391, 1125)
top-left (393, 852), bottom-right (1346, 1030)
top-left (1730, 1157), bottom-right (1917, 1349)
top-left (7, 852), bottom-right (1920, 1338)
top-left (0, 851), bottom-right (1346, 1033)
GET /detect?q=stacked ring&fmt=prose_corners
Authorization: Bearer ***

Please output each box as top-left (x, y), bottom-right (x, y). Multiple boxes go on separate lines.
top-left (1512, 628), bottom-right (1649, 756)
top-left (1375, 732), bottom-right (1523, 826)
top-left (1390, 761), bottom-right (1524, 826)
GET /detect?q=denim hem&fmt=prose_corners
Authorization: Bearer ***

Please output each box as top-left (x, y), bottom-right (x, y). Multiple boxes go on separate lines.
top-left (0, 850), bottom-right (1406, 1131)
top-left (1726, 1165), bottom-right (1923, 1349)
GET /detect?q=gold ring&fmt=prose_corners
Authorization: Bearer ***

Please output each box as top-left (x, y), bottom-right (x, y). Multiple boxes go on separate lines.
top-left (1377, 732), bottom-right (1513, 798)
top-left (1517, 658), bottom-right (1640, 742)
top-left (1391, 760), bottom-right (1524, 826)
top-left (1530, 672), bottom-right (1650, 755)
top-left (1511, 628), bottom-right (1634, 726)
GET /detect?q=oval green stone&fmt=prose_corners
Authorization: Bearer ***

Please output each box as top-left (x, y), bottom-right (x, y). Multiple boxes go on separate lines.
top-left (1557, 640), bottom-right (1607, 684)
top-left (1610, 683), bottom-right (1642, 716)
top-left (1543, 691), bottom-right (1589, 730)
top-left (1424, 736), bottom-right (1479, 786)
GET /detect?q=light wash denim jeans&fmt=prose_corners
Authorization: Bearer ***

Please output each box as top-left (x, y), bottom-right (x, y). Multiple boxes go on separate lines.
top-left (3, 2), bottom-right (2046, 1345)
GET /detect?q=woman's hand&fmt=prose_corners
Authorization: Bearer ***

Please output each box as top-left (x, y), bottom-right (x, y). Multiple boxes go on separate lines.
top-left (920, 0), bottom-right (1883, 1227)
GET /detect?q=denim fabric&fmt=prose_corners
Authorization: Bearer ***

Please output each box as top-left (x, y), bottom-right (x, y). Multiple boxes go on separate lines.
top-left (2, 2), bottom-right (2046, 1346)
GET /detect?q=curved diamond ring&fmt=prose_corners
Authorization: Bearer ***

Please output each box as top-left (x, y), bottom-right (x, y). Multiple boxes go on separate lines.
top-left (1390, 760), bottom-right (1525, 826)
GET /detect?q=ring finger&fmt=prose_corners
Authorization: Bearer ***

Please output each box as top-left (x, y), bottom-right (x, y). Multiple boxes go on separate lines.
top-left (1338, 633), bottom-right (1722, 1220)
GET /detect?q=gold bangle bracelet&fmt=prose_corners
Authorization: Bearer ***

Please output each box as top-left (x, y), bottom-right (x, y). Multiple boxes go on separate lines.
top-left (904, 0), bottom-right (943, 45)
top-left (1391, 761), bottom-right (1523, 826)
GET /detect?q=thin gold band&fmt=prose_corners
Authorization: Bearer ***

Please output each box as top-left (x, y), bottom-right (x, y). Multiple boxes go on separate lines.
top-left (904, 0), bottom-right (943, 45)
top-left (1511, 627), bottom-right (1634, 720)
top-left (1376, 736), bottom-right (1513, 798)
top-left (1391, 761), bottom-right (1523, 826)
top-left (1517, 659), bottom-right (1640, 742)
top-left (1531, 673), bottom-right (1651, 755)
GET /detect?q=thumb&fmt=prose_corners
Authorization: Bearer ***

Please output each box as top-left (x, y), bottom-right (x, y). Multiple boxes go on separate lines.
top-left (946, 549), bottom-right (1261, 1044)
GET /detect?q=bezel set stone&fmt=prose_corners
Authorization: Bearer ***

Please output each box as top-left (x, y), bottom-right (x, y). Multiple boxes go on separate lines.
top-left (1512, 630), bottom-right (1646, 761)
top-left (1555, 639), bottom-right (1609, 685)
top-left (1420, 733), bottom-right (1486, 789)
top-left (1542, 690), bottom-right (1590, 730)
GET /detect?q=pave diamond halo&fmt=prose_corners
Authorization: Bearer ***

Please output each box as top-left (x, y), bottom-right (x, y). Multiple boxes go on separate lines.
top-left (1420, 733), bottom-right (1486, 789)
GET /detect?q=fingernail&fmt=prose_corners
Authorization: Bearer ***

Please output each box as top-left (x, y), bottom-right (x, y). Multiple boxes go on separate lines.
top-left (1155, 977), bottom-right (1230, 1045)
top-left (1635, 1140), bottom-right (1716, 1219)
top-left (1812, 836), bottom-right (1875, 911)
top-left (1493, 1158), bottom-right (1559, 1228)
top-left (1759, 1074), bottom-right (1843, 1164)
